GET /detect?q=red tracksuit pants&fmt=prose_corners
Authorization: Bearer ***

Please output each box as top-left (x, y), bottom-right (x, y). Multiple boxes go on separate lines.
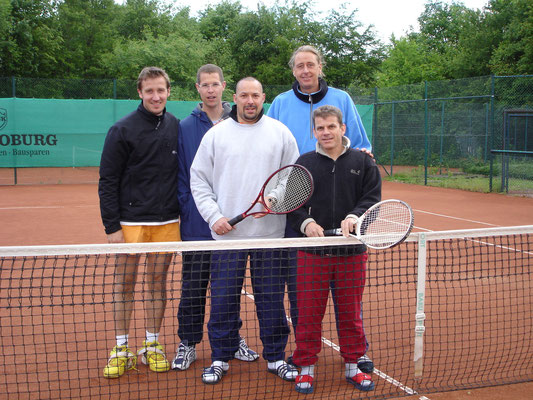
top-left (292, 250), bottom-right (368, 366)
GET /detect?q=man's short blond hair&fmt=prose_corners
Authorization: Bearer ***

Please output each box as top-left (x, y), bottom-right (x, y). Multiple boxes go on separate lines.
top-left (137, 67), bottom-right (171, 91)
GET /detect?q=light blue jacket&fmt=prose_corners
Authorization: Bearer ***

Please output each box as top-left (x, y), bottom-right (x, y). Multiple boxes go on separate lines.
top-left (267, 79), bottom-right (371, 154)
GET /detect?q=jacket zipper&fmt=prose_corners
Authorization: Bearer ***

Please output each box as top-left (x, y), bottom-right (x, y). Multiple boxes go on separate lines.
top-left (309, 94), bottom-right (313, 139)
top-left (331, 162), bottom-right (336, 227)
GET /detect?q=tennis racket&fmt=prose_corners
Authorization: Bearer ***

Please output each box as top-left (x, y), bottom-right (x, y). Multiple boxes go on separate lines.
top-left (228, 164), bottom-right (314, 226)
top-left (323, 199), bottom-right (414, 249)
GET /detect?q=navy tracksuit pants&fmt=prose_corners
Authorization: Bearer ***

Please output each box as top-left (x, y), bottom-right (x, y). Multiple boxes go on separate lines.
top-left (208, 249), bottom-right (290, 362)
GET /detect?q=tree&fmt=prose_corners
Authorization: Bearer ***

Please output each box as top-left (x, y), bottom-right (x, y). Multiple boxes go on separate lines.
top-left (315, 7), bottom-right (385, 88)
top-left (114, 0), bottom-right (175, 40)
top-left (377, 38), bottom-right (445, 87)
top-left (487, 0), bottom-right (533, 74)
top-left (101, 9), bottom-right (208, 97)
top-left (57, 0), bottom-right (118, 77)
top-left (1, 0), bottom-right (63, 77)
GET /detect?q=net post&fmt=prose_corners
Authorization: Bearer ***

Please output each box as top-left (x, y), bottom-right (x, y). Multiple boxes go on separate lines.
top-left (414, 232), bottom-right (427, 379)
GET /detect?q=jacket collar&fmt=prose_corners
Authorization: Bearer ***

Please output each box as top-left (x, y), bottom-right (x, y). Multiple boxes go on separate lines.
top-left (292, 78), bottom-right (329, 104)
top-left (229, 104), bottom-right (265, 123)
top-left (137, 101), bottom-right (166, 122)
top-left (195, 101), bottom-right (232, 122)
top-left (316, 136), bottom-right (351, 159)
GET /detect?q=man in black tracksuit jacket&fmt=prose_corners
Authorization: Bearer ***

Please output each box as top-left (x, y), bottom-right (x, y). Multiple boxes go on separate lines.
top-left (288, 105), bottom-right (381, 394)
top-left (98, 67), bottom-right (180, 379)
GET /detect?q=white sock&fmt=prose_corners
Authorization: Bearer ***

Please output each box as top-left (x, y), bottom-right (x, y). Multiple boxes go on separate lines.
top-left (268, 360), bottom-right (284, 370)
top-left (116, 334), bottom-right (128, 347)
top-left (146, 331), bottom-right (159, 344)
top-left (301, 365), bottom-right (315, 377)
top-left (345, 362), bottom-right (360, 378)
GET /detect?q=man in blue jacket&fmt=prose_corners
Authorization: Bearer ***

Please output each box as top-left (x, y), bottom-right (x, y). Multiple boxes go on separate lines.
top-left (267, 45), bottom-right (374, 374)
top-left (172, 64), bottom-right (258, 371)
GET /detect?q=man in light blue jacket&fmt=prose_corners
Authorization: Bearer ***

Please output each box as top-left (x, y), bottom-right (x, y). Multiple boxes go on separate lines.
top-left (267, 45), bottom-right (374, 375)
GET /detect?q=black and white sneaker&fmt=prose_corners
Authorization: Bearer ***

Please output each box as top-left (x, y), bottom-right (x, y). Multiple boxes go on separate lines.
top-left (267, 360), bottom-right (298, 382)
top-left (171, 340), bottom-right (196, 370)
top-left (202, 361), bottom-right (229, 384)
top-left (234, 336), bottom-right (259, 362)
top-left (357, 354), bottom-right (374, 373)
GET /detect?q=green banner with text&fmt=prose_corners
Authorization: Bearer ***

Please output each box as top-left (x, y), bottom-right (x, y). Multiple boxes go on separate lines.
top-left (0, 99), bottom-right (372, 167)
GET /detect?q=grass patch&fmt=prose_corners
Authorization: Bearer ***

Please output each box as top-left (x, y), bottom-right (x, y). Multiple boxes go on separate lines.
top-left (385, 166), bottom-right (496, 193)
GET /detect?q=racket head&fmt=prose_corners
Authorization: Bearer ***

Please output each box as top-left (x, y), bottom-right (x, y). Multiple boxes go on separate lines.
top-left (261, 164), bottom-right (313, 214)
top-left (357, 199), bottom-right (414, 249)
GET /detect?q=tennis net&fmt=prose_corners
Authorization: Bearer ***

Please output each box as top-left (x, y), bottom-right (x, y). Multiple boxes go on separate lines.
top-left (0, 226), bottom-right (531, 399)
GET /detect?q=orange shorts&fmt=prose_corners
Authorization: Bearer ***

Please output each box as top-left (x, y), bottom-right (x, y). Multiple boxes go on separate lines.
top-left (121, 222), bottom-right (181, 243)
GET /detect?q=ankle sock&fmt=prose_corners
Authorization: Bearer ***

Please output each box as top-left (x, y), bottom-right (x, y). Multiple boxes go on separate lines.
top-left (116, 334), bottom-right (128, 347)
top-left (146, 331), bottom-right (159, 344)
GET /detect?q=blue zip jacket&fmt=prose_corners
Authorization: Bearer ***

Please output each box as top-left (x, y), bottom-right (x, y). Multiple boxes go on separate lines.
top-left (267, 78), bottom-right (371, 154)
top-left (177, 102), bottom-right (231, 241)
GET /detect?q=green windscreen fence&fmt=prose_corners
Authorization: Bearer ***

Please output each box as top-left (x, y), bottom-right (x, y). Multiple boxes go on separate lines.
top-left (0, 98), bottom-right (373, 168)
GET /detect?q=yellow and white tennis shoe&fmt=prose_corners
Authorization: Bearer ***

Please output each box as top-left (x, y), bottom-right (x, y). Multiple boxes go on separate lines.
top-left (137, 340), bottom-right (170, 372)
top-left (103, 345), bottom-right (137, 378)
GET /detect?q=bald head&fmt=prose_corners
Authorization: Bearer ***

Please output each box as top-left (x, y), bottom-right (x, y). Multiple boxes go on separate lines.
top-left (235, 77), bottom-right (263, 94)
top-left (233, 77), bottom-right (265, 124)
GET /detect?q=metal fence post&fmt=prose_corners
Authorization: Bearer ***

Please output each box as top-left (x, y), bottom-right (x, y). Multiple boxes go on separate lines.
top-left (424, 81), bottom-right (429, 185)
top-left (489, 75), bottom-right (495, 191)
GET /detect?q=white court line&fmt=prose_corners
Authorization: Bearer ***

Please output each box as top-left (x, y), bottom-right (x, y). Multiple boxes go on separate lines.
top-left (241, 288), bottom-right (427, 399)
top-left (0, 205), bottom-right (93, 210)
top-left (413, 209), bottom-right (499, 227)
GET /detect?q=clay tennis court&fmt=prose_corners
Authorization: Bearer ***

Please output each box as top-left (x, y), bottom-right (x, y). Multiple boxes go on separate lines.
top-left (0, 173), bottom-right (531, 399)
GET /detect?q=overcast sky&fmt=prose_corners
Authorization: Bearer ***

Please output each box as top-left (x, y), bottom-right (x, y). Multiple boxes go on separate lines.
top-left (163, 0), bottom-right (490, 42)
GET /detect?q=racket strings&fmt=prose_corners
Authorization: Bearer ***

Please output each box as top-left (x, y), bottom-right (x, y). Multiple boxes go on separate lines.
top-left (359, 203), bottom-right (413, 248)
top-left (264, 167), bottom-right (313, 213)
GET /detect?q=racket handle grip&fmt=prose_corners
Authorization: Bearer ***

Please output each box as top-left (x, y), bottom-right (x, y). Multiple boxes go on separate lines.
top-left (228, 214), bottom-right (244, 226)
top-left (323, 228), bottom-right (342, 236)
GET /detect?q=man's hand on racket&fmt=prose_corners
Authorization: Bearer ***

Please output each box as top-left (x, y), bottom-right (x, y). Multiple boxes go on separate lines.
top-left (304, 221), bottom-right (324, 237)
top-left (340, 216), bottom-right (358, 238)
top-left (212, 217), bottom-right (233, 236)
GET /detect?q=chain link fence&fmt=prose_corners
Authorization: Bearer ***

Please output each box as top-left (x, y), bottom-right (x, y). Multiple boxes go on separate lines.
top-left (1, 75), bottom-right (531, 194)
top-left (366, 75), bottom-right (533, 196)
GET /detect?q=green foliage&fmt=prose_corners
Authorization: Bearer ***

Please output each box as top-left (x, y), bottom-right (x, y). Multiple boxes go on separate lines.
top-left (1, 0), bottom-right (63, 77)
top-left (377, 38), bottom-right (446, 86)
top-left (487, 0), bottom-right (533, 75)
top-left (57, 0), bottom-right (118, 77)
top-left (1, 0), bottom-right (532, 92)
top-left (315, 7), bottom-right (385, 88)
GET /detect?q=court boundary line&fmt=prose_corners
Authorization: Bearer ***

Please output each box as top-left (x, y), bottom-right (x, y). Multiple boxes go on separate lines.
top-left (413, 209), bottom-right (499, 227)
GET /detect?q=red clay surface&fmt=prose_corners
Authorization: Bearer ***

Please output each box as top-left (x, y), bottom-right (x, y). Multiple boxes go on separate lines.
top-left (0, 175), bottom-right (532, 400)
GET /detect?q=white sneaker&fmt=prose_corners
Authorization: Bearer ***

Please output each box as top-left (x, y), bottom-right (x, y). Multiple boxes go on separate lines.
top-left (202, 361), bottom-right (229, 384)
top-left (171, 340), bottom-right (196, 371)
top-left (234, 336), bottom-right (259, 362)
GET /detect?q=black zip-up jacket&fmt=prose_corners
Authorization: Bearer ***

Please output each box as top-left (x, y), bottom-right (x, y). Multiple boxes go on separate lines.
top-left (288, 145), bottom-right (381, 256)
top-left (98, 102), bottom-right (180, 234)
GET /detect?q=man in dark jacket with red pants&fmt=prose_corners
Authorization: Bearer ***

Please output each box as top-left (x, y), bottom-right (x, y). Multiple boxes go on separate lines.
top-left (288, 105), bottom-right (381, 394)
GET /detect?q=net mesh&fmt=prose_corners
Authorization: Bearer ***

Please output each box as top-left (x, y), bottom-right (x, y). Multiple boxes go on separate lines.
top-left (0, 227), bottom-right (531, 399)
